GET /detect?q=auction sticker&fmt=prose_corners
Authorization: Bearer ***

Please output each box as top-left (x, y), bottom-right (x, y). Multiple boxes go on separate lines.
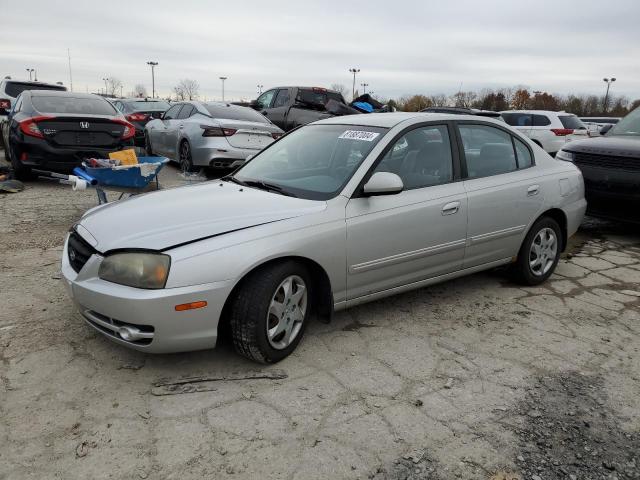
top-left (339, 130), bottom-right (380, 141)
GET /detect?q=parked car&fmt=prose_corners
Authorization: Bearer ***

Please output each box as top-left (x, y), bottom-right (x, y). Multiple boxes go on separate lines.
top-left (144, 101), bottom-right (283, 172)
top-left (3, 91), bottom-right (134, 178)
top-left (421, 106), bottom-right (503, 120)
top-left (579, 117), bottom-right (621, 137)
top-left (500, 110), bottom-right (589, 156)
top-left (111, 98), bottom-right (170, 147)
top-left (557, 107), bottom-right (640, 223)
top-left (62, 112), bottom-right (585, 362)
top-left (250, 86), bottom-right (347, 131)
top-left (0, 78), bottom-right (67, 149)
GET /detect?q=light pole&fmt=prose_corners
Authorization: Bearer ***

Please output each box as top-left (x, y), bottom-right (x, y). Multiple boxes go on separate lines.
top-left (102, 77), bottom-right (109, 96)
top-left (26, 68), bottom-right (34, 81)
top-left (219, 76), bottom-right (227, 101)
top-left (257, 84), bottom-right (264, 95)
top-left (360, 82), bottom-right (369, 94)
top-left (349, 68), bottom-right (360, 100)
top-left (147, 61), bottom-right (158, 98)
top-left (603, 77), bottom-right (616, 113)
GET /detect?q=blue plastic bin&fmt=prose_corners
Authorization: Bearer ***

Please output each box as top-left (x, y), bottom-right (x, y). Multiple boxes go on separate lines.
top-left (83, 157), bottom-right (169, 189)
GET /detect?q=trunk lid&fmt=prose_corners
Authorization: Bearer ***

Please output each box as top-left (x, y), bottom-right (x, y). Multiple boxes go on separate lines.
top-left (38, 115), bottom-right (126, 147)
top-left (214, 119), bottom-right (281, 150)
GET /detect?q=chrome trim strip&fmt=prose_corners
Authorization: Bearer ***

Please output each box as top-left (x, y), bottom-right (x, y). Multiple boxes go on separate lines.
top-left (82, 310), bottom-right (154, 339)
top-left (349, 238), bottom-right (467, 274)
top-left (468, 225), bottom-right (526, 246)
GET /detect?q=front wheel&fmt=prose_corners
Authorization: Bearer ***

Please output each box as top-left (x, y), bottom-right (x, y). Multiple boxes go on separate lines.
top-left (512, 217), bottom-right (562, 285)
top-left (229, 261), bottom-right (311, 363)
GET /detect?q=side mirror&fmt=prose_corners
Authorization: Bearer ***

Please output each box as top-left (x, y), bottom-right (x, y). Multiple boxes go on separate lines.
top-left (600, 124), bottom-right (613, 135)
top-left (249, 100), bottom-right (259, 110)
top-left (362, 172), bottom-right (404, 196)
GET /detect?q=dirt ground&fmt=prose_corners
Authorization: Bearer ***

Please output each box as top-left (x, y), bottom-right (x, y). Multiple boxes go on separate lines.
top-left (1, 150), bottom-right (639, 480)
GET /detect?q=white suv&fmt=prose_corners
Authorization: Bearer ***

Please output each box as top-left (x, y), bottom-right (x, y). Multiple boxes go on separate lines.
top-left (0, 78), bottom-right (66, 149)
top-left (500, 110), bottom-right (589, 156)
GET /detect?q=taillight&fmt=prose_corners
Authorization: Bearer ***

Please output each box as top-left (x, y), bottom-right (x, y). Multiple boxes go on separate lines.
top-left (125, 113), bottom-right (149, 122)
top-left (551, 128), bottom-right (574, 136)
top-left (19, 116), bottom-right (55, 139)
top-left (112, 119), bottom-right (136, 140)
top-left (0, 99), bottom-right (10, 110)
top-left (271, 132), bottom-right (283, 140)
top-left (201, 126), bottom-right (237, 137)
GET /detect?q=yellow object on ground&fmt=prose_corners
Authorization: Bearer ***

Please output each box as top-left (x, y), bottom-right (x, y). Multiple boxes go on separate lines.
top-left (109, 149), bottom-right (138, 166)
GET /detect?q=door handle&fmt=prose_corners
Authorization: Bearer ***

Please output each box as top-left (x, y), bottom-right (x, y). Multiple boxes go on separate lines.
top-left (527, 185), bottom-right (540, 196)
top-left (179, 124), bottom-right (184, 129)
top-left (442, 201), bottom-right (461, 215)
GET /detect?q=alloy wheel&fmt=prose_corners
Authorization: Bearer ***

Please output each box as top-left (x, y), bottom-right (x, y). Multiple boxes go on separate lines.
top-left (529, 227), bottom-right (557, 276)
top-left (179, 142), bottom-right (192, 173)
top-left (266, 275), bottom-right (307, 350)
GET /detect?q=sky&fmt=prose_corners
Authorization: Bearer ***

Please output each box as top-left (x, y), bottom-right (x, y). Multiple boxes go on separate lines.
top-left (1, 0), bottom-right (639, 102)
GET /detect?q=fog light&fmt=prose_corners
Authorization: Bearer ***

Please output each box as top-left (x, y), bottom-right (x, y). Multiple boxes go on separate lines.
top-left (117, 326), bottom-right (136, 341)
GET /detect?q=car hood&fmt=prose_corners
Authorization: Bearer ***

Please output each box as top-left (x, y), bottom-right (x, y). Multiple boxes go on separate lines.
top-left (564, 135), bottom-right (640, 158)
top-left (77, 181), bottom-right (326, 252)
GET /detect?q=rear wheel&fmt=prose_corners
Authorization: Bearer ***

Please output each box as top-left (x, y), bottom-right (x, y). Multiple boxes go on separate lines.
top-left (229, 261), bottom-right (311, 363)
top-left (144, 133), bottom-right (154, 156)
top-left (179, 141), bottom-right (197, 173)
top-left (512, 217), bottom-right (561, 285)
top-left (7, 142), bottom-right (32, 180)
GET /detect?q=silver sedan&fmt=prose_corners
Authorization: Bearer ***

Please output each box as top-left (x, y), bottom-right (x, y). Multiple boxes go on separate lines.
top-left (144, 101), bottom-right (284, 172)
top-left (62, 112), bottom-right (586, 363)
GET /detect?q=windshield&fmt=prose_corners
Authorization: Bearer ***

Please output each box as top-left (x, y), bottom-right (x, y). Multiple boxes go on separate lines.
top-left (609, 107), bottom-right (640, 136)
top-left (128, 100), bottom-right (169, 111)
top-left (32, 96), bottom-right (117, 115)
top-left (5, 82), bottom-right (66, 98)
top-left (233, 124), bottom-right (387, 200)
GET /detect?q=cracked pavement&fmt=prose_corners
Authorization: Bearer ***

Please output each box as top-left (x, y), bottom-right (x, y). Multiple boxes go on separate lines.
top-left (1, 153), bottom-right (639, 479)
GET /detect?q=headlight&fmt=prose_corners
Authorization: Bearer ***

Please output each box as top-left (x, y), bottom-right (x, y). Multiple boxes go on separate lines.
top-left (98, 252), bottom-right (170, 289)
top-left (556, 150), bottom-right (575, 162)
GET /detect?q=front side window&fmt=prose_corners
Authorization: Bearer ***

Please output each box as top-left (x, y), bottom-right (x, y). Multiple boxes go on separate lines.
top-left (459, 124), bottom-right (517, 178)
top-left (233, 124), bottom-right (387, 200)
top-left (256, 90), bottom-right (276, 110)
top-left (373, 125), bottom-right (453, 190)
top-left (272, 89), bottom-right (291, 108)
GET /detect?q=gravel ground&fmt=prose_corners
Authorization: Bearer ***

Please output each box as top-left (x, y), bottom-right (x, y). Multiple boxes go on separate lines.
top-left (1, 150), bottom-right (639, 480)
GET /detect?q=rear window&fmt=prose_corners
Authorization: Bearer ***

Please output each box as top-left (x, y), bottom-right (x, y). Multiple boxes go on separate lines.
top-left (32, 96), bottom-right (117, 115)
top-left (297, 89), bottom-right (344, 107)
top-left (559, 115), bottom-right (586, 129)
top-left (128, 100), bottom-right (169, 111)
top-left (502, 113), bottom-right (532, 127)
top-left (204, 103), bottom-right (269, 123)
top-left (4, 82), bottom-right (66, 98)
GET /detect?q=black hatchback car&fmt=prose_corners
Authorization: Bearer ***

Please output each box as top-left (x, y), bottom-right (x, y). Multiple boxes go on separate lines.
top-left (556, 106), bottom-right (640, 223)
top-left (3, 91), bottom-right (134, 178)
top-left (111, 98), bottom-right (170, 147)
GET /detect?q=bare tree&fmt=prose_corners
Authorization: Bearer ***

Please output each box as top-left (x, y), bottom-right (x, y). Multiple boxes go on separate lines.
top-left (173, 79), bottom-right (199, 101)
top-left (330, 83), bottom-right (348, 98)
top-left (133, 84), bottom-right (148, 98)
top-left (105, 77), bottom-right (123, 97)
top-left (429, 94), bottom-right (449, 107)
top-left (451, 91), bottom-right (476, 108)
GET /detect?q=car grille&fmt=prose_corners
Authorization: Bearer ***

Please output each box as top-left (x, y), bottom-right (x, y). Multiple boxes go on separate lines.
top-left (574, 152), bottom-right (640, 172)
top-left (67, 231), bottom-right (96, 273)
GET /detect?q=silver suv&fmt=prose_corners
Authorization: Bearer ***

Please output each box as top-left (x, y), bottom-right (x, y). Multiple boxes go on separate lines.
top-left (0, 78), bottom-right (67, 149)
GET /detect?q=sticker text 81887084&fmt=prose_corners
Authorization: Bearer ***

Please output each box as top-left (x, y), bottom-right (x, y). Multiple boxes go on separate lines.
top-left (338, 130), bottom-right (380, 141)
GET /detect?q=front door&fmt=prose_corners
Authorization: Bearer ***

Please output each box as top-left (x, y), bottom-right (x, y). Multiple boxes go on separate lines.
top-left (346, 124), bottom-right (467, 300)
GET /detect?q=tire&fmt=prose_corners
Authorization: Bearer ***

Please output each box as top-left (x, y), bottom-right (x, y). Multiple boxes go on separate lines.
top-left (6, 141), bottom-right (33, 180)
top-left (144, 133), bottom-right (154, 156)
top-left (512, 217), bottom-right (562, 286)
top-left (229, 261), bottom-right (311, 363)
top-left (178, 140), bottom-right (197, 173)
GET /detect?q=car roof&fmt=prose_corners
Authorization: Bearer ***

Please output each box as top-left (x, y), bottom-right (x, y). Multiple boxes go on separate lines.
top-left (314, 112), bottom-right (501, 128)
top-left (501, 110), bottom-right (573, 115)
top-left (26, 90), bottom-right (101, 98)
top-left (265, 86), bottom-right (341, 94)
top-left (120, 97), bottom-right (168, 102)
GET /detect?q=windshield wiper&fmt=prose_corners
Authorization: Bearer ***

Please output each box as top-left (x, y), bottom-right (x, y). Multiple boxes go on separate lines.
top-left (221, 175), bottom-right (247, 187)
top-left (243, 179), bottom-right (297, 197)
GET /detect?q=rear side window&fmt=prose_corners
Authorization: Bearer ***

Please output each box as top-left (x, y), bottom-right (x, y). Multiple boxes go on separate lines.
top-left (559, 115), bottom-right (586, 129)
top-left (163, 104), bottom-right (182, 120)
top-left (204, 103), bottom-right (269, 123)
top-left (4, 82), bottom-right (66, 98)
top-left (514, 138), bottom-right (533, 168)
top-left (177, 105), bottom-right (194, 119)
top-left (532, 115), bottom-right (551, 126)
top-left (31, 96), bottom-right (116, 115)
top-left (502, 113), bottom-right (532, 127)
top-left (459, 124), bottom-right (517, 178)
top-left (296, 89), bottom-right (344, 107)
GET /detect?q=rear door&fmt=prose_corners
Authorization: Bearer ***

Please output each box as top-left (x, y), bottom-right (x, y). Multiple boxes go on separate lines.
top-left (457, 121), bottom-right (543, 267)
top-left (346, 123), bottom-right (467, 300)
